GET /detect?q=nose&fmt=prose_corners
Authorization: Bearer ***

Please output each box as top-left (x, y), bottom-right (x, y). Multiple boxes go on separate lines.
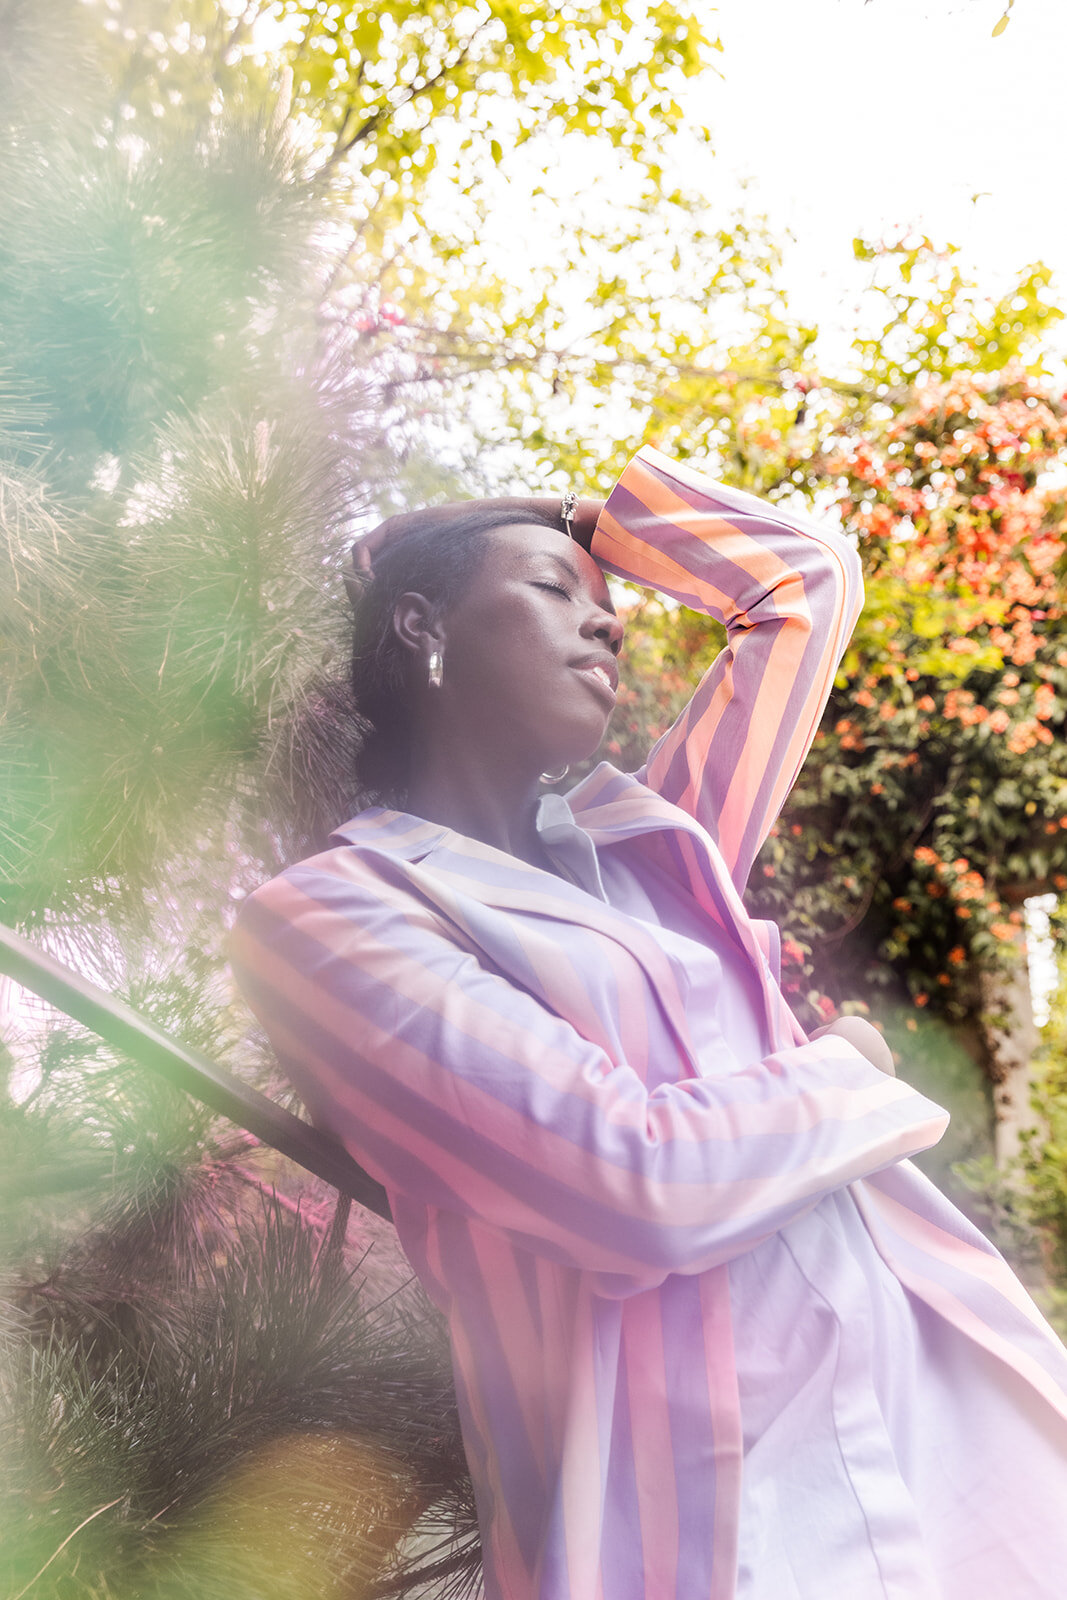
top-left (580, 604), bottom-right (625, 656)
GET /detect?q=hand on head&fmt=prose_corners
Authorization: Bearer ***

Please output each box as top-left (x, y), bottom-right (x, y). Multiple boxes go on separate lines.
top-left (348, 495), bottom-right (607, 589)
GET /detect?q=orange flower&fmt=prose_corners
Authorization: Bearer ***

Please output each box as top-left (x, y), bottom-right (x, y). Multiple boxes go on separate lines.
top-left (948, 946), bottom-right (966, 965)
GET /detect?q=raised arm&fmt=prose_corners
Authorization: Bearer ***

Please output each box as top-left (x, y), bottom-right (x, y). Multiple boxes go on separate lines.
top-left (230, 850), bottom-right (946, 1296)
top-left (593, 446), bottom-right (864, 892)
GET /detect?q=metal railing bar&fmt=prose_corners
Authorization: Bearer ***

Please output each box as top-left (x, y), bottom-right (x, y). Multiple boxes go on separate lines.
top-left (0, 923), bottom-right (392, 1221)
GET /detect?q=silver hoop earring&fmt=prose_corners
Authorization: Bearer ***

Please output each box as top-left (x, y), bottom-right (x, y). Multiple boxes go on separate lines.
top-left (539, 764), bottom-right (570, 785)
top-left (428, 650), bottom-right (443, 689)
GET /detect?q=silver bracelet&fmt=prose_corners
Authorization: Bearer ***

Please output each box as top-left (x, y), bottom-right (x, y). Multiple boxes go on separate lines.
top-left (560, 489), bottom-right (578, 539)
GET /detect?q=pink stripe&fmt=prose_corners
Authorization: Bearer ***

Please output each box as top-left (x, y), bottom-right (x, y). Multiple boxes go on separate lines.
top-left (534, 1254), bottom-right (574, 1468)
top-left (467, 1225), bottom-right (550, 1483)
top-left (700, 1267), bottom-right (742, 1599)
top-left (854, 1183), bottom-right (1067, 1422)
top-left (857, 1180), bottom-right (1058, 1333)
top-left (557, 1288), bottom-right (607, 1598)
top-left (878, 1255), bottom-right (1067, 1423)
top-left (448, 1297), bottom-right (534, 1591)
top-left (421, 1210), bottom-right (452, 1312)
top-left (624, 1292), bottom-right (679, 1596)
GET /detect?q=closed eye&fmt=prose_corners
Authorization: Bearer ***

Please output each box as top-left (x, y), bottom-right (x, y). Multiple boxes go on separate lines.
top-left (534, 581), bottom-right (573, 599)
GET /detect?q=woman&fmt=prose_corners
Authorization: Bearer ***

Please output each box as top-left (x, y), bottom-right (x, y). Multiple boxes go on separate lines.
top-left (231, 446), bottom-right (1067, 1600)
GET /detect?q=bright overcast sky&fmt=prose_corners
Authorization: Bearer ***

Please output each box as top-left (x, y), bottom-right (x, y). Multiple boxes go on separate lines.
top-left (705, 0), bottom-right (1067, 349)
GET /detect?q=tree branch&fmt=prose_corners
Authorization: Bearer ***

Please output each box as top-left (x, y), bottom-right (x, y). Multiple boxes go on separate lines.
top-left (322, 17), bottom-right (493, 173)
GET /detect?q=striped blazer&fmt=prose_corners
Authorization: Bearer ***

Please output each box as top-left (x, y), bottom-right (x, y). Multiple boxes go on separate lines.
top-left (232, 447), bottom-right (1067, 1600)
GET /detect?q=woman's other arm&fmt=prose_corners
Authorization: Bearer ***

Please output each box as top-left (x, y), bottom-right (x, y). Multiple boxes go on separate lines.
top-left (230, 852), bottom-right (944, 1295)
top-left (592, 447), bottom-right (863, 894)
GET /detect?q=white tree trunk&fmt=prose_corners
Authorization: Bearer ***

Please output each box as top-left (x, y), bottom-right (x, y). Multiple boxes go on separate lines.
top-left (980, 945), bottom-right (1040, 1167)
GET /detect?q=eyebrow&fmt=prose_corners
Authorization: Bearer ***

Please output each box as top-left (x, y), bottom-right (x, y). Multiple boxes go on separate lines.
top-left (541, 550), bottom-right (618, 616)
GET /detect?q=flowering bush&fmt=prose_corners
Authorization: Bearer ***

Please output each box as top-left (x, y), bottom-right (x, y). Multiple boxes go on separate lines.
top-left (602, 242), bottom-right (1067, 1044)
top-left (752, 357), bottom-right (1067, 1028)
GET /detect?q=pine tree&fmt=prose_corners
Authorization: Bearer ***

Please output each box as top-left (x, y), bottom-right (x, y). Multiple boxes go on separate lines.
top-left (0, 3), bottom-right (478, 1592)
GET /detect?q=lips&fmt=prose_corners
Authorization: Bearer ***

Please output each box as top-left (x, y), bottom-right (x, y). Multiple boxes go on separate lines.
top-left (572, 654), bottom-right (619, 698)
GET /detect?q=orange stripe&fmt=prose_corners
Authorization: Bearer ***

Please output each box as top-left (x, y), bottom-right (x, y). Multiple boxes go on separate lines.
top-left (598, 456), bottom-right (801, 603)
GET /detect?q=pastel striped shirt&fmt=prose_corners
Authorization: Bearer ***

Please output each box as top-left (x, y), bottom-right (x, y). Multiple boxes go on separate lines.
top-left (231, 447), bottom-right (1067, 1599)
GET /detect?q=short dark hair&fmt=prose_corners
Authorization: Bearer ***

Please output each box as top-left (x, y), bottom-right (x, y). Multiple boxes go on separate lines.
top-left (348, 504), bottom-right (562, 804)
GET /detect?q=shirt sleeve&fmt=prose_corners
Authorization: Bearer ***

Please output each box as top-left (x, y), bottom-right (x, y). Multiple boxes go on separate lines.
top-left (230, 851), bottom-right (948, 1295)
top-left (592, 445), bottom-right (864, 894)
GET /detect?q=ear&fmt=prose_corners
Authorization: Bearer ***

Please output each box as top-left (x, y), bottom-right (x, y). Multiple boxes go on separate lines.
top-left (391, 591), bottom-right (445, 669)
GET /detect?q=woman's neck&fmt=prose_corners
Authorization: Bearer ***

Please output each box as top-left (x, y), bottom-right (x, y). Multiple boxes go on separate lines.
top-left (404, 760), bottom-right (547, 867)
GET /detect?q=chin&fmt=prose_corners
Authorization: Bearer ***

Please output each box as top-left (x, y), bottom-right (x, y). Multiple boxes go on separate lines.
top-left (535, 704), bottom-right (613, 773)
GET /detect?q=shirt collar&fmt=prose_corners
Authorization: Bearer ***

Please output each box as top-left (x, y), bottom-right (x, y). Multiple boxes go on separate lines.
top-left (535, 791), bottom-right (608, 901)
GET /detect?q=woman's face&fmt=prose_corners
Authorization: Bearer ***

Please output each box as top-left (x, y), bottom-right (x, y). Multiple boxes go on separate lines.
top-left (429, 521), bottom-right (625, 773)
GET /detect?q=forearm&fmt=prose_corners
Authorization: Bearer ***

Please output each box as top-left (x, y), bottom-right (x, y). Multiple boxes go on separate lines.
top-left (232, 866), bottom-right (947, 1290)
top-left (590, 446), bottom-right (864, 888)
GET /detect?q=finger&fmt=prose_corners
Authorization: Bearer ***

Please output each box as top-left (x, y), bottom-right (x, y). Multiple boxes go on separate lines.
top-left (351, 516), bottom-right (402, 576)
top-left (352, 537), bottom-right (373, 575)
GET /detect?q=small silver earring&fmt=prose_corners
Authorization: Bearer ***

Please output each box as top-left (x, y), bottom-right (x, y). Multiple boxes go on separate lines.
top-left (428, 650), bottom-right (443, 689)
top-left (539, 764), bottom-right (570, 785)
